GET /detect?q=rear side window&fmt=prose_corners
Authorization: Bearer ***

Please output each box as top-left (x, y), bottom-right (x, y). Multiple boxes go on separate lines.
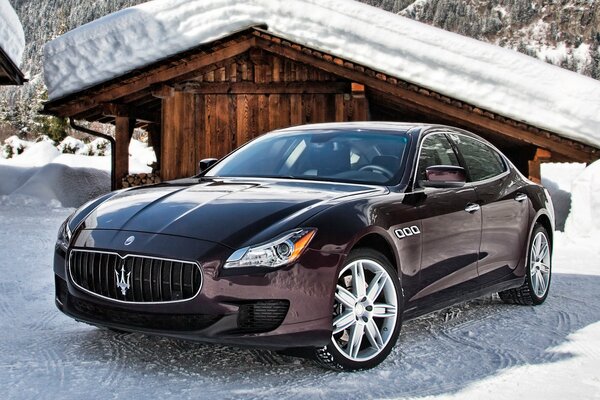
top-left (449, 134), bottom-right (506, 182)
top-left (417, 134), bottom-right (460, 182)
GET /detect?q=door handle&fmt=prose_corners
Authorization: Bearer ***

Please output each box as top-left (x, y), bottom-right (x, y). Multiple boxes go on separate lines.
top-left (464, 203), bottom-right (480, 213)
top-left (514, 193), bottom-right (528, 202)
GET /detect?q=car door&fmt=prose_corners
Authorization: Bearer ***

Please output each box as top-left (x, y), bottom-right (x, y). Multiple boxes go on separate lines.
top-left (448, 132), bottom-right (530, 283)
top-left (405, 132), bottom-right (482, 314)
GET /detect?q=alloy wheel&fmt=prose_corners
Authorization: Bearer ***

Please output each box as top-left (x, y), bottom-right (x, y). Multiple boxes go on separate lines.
top-left (332, 259), bottom-right (398, 362)
top-left (529, 231), bottom-right (551, 298)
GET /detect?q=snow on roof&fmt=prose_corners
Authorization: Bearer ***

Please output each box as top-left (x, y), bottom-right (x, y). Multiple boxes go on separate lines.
top-left (0, 0), bottom-right (25, 67)
top-left (43, 0), bottom-right (600, 148)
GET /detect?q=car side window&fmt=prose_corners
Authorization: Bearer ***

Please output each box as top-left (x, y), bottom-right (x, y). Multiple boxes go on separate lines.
top-left (449, 134), bottom-right (506, 182)
top-left (417, 134), bottom-right (460, 183)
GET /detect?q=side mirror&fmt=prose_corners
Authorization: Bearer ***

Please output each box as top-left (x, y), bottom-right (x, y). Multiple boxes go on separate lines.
top-left (419, 165), bottom-right (466, 188)
top-left (198, 158), bottom-right (218, 174)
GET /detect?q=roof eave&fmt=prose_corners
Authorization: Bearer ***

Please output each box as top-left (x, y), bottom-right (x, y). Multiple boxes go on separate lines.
top-left (0, 46), bottom-right (26, 86)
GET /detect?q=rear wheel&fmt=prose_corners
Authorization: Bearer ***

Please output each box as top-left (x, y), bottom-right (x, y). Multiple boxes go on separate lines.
top-left (314, 249), bottom-right (402, 371)
top-left (499, 224), bottom-right (551, 305)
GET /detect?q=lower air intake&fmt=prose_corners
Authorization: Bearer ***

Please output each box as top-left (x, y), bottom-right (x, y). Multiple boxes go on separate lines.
top-left (237, 300), bottom-right (290, 333)
top-left (70, 297), bottom-right (221, 331)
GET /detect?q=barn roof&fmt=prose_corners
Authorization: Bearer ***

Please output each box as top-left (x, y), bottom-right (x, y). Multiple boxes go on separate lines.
top-left (43, 0), bottom-right (600, 151)
top-left (0, 0), bottom-right (25, 85)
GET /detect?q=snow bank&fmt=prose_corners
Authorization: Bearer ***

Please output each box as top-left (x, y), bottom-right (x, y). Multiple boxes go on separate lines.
top-left (564, 160), bottom-right (600, 240)
top-left (57, 136), bottom-right (86, 154)
top-left (0, 137), bottom-right (156, 207)
top-left (0, 0), bottom-right (25, 66)
top-left (541, 162), bottom-right (586, 231)
top-left (1, 135), bottom-right (30, 158)
top-left (43, 0), bottom-right (600, 148)
top-left (4, 163), bottom-right (111, 208)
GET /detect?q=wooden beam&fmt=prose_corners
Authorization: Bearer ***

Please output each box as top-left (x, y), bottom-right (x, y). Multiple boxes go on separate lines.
top-left (46, 37), bottom-right (257, 118)
top-left (102, 103), bottom-right (159, 124)
top-left (115, 116), bottom-right (135, 188)
top-left (174, 81), bottom-right (349, 94)
top-left (534, 148), bottom-right (552, 161)
top-left (151, 85), bottom-right (175, 99)
top-left (351, 82), bottom-right (365, 93)
top-left (256, 37), bottom-right (596, 163)
top-left (101, 103), bottom-right (129, 117)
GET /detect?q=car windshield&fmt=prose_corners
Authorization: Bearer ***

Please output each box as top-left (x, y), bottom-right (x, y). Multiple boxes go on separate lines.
top-left (204, 129), bottom-right (410, 185)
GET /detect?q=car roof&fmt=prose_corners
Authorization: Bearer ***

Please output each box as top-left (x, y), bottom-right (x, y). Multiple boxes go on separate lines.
top-left (272, 121), bottom-right (426, 134)
top-left (273, 122), bottom-right (498, 147)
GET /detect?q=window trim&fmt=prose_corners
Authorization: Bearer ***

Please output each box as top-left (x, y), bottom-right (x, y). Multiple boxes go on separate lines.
top-left (411, 129), bottom-right (510, 192)
top-left (411, 131), bottom-right (462, 190)
top-left (446, 131), bottom-right (509, 185)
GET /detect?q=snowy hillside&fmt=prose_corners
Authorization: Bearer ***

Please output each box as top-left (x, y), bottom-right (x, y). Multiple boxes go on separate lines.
top-left (364, 0), bottom-right (600, 79)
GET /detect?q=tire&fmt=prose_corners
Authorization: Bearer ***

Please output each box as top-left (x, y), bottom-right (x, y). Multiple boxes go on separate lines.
top-left (499, 224), bottom-right (552, 305)
top-left (313, 248), bottom-right (403, 371)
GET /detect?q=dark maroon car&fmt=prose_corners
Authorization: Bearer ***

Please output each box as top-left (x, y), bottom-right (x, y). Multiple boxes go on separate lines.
top-left (54, 122), bottom-right (554, 370)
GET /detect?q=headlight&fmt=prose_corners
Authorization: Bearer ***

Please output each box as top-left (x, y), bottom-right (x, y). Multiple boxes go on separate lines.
top-left (224, 229), bottom-right (317, 269)
top-left (56, 217), bottom-right (73, 251)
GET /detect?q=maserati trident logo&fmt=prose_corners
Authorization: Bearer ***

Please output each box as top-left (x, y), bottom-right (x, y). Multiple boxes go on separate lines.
top-left (115, 264), bottom-right (131, 296)
top-left (124, 236), bottom-right (135, 246)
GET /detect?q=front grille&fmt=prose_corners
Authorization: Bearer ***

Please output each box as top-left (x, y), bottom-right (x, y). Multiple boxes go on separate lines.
top-left (69, 296), bottom-right (220, 331)
top-left (69, 250), bottom-right (202, 303)
top-left (237, 300), bottom-right (290, 333)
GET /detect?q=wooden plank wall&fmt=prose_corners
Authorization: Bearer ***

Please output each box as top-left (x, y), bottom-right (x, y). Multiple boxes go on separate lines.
top-left (162, 51), bottom-right (368, 180)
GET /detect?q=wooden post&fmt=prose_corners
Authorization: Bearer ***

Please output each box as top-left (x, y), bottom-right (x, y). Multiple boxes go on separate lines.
top-left (528, 148), bottom-right (552, 184)
top-left (147, 124), bottom-right (161, 173)
top-left (115, 116), bottom-right (135, 188)
top-left (349, 82), bottom-right (369, 121)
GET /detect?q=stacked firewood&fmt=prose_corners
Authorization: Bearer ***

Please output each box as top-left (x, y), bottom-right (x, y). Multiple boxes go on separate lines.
top-left (121, 173), bottom-right (162, 188)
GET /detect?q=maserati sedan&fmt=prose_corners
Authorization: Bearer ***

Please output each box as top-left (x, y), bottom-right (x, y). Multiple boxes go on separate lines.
top-left (54, 122), bottom-right (554, 371)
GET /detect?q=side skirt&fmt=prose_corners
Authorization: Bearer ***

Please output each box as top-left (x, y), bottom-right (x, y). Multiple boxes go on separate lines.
top-left (403, 276), bottom-right (526, 321)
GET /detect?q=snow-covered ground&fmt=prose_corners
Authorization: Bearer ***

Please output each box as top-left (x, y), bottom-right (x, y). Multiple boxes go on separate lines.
top-left (0, 198), bottom-right (599, 399)
top-left (43, 0), bottom-right (600, 148)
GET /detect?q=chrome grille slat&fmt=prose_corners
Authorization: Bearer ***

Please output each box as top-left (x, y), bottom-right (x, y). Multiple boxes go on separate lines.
top-left (147, 259), bottom-right (153, 302)
top-left (157, 259), bottom-right (163, 302)
top-left (69, 250), bottom-right (202, 304)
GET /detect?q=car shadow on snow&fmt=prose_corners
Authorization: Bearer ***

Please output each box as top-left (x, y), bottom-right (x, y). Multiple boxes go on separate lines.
top-left (71, 273), bottom-right (600, 399)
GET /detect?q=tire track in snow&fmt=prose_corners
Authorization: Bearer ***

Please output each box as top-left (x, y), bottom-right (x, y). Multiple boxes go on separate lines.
top-left (94, 331), bottom-right (137, 387)
top-left (42, 347), bottom-right (66, 389)
top-left (26, 308), bottom-right (58, 332)
top-left (0, 282), bottom-right (19, 321)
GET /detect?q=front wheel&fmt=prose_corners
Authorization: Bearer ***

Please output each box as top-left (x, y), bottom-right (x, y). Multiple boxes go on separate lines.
top-left (499, 224), bottom-right (552, 305)
top-left (314, 249), bottom-right (402, 371)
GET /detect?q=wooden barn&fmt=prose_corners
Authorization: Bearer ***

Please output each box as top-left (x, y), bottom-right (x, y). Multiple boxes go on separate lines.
top-left (42, 26), bottom-right (600, 189)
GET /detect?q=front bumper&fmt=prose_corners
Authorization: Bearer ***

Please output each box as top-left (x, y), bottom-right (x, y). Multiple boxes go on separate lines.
top-left (54, 229), bottom-right (341, 349)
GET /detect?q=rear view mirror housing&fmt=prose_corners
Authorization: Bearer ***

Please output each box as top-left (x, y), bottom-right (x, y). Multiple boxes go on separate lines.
top-left (419, 165), bottom-right (467, 188)
top-left (198, 158), bottom-right (218, 174)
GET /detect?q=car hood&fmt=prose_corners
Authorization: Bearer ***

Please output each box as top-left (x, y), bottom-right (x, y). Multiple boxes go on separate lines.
top-left (78, 178), bottom-right (386, 248)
